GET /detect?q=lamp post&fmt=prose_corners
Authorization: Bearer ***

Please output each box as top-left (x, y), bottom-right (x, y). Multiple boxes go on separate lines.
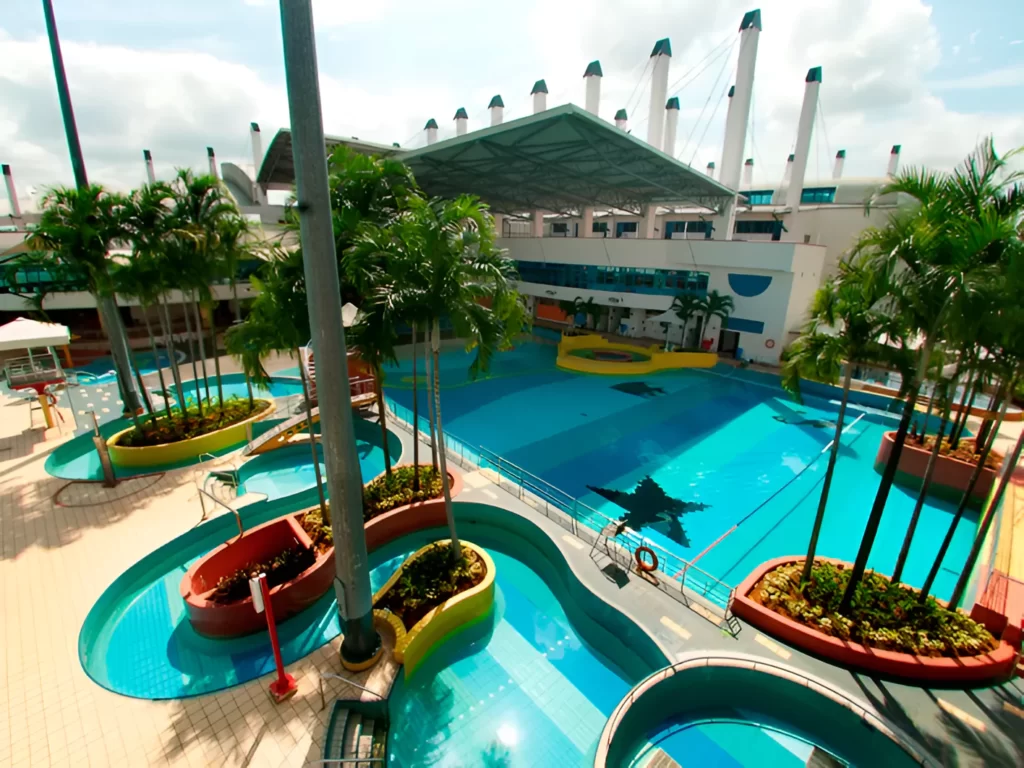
top-left (277, 0), bottom-right (380, 667)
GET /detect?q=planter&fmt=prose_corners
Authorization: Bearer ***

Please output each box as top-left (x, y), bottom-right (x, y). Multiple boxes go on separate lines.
top-left (556, 334), bottom-right (716, 375)
top-left (373, 539), bottom-right (495, 679)
top-left (364, 468), bottom-right (463, 551)
top-left (732, 556), bottom-right (1017, 684)
top-left (875, 431), bottom-right (1003, 508)
top-left (107, 400), bottom-right (273, 469)
top-left (180, 513), bottom-right (334, 638)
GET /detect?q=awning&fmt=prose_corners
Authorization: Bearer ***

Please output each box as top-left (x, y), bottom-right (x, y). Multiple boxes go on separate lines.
top-left (647, 308), bottom-right (685, 326)
top-left (258, 131), bottom-right (400, 190)
top-left (398, 104), bottom-right (736, 215)
top-left (0, 317), bottom-right (70, 351)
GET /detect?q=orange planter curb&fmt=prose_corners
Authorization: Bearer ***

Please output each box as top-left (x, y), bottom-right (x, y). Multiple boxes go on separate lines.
top-left (732, 556), bottom-right (1018, 684)
top-left (364, 467), bottom-right (463, 551)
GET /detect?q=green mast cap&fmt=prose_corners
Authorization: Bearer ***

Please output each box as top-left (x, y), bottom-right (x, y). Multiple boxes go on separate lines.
top-left (650, 38), bottom-right (672, 57)
top-left (740, 9), bottom-right (762, 31)
top-left (891, 144), bottom-right (901, 153)
top-left (836, 149), bottom-right (846, 158)
top-left (453, 107), bottom-right (468, 120)
top-left (424, 118), bottom-right (438, 129)
top-left (531, 79), bottom-right (548, 95)
top-left (488, 95), bottom-right (504, 109)
top-left (665, 97), bottom-right (680, 110)
top-left (614, 108), bottom-right (628, 121)
top-left (583, 60), bottom-right (603, 78)
top-left (805, 66), bottom-right (822, 83)
top-left (728, 85), bottom-right (735, 97)
top-left (787, 154), bottom-right (795, 161)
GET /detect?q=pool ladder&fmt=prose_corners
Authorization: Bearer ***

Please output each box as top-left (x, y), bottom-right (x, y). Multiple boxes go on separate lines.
top-left (193, 454), bottom-right (244, 539)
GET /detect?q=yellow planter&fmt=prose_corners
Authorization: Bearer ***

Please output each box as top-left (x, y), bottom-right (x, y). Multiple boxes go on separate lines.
top-left (556, 333), bottom-right (717, 375)
top-left (106, 401), bottom-right (273, 469)
top-left (374, 540), bottom-right (496, 679)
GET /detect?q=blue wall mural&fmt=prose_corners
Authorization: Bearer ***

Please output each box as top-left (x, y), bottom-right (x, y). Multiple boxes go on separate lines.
top-left (728, 273), bottom-right (773, 297)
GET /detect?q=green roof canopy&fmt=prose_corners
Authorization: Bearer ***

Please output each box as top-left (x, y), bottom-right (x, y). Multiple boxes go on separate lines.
top-left (257, 130), bottom-right (398, 189)
top-left (398, 104), bottom-right (735, 216)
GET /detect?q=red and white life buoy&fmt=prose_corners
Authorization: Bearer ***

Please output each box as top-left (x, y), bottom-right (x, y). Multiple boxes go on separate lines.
top-left (765, 339), bottom-right (776, 349)
top-left (634, 546), bottom-right (659, 573)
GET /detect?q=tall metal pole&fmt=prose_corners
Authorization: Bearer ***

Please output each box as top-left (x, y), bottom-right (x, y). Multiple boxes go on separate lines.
top-left (278, 0), bottom-right (380, 664)
top-left (42, 0), bottom-right (141, 414)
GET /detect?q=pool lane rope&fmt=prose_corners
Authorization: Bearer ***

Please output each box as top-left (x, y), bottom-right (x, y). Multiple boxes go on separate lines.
top-left (688, 412), bottom-right (868, 568)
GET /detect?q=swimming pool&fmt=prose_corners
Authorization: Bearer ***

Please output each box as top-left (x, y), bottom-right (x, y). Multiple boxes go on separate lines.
top-left (70, 349), bottom-right (179, 385)
top-left (384, 340), bottom-right (978, 602)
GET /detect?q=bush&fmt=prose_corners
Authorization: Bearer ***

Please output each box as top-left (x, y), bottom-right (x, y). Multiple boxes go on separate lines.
top-left (117, 397), bottom-right (271, 447)
top-left (300, 508), bottom-right (333, 553)
top-left (363, 465), bottom-right (443, 520)
top-left (376, 543), bottom-right (485, 627)
top-left (753, 561), bottom-right (997, 658)
top-left (209, 545), bottom-right (315, 604)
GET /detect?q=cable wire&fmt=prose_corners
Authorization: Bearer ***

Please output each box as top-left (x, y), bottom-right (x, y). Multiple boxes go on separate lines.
top-left (687, 75), bottom-right (732, 166)
top-left (624, 57), bottom-right (653, 118)
top-left (680, 40), bottom-right (736, 163)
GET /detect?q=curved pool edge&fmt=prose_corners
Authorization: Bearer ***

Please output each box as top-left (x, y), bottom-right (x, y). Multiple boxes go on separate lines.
top-left (595, 651), bottom-right (936, 768)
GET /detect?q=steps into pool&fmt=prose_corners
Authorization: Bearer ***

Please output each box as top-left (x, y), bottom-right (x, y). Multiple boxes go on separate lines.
top-left (324, 700), bottom-right (388, 767)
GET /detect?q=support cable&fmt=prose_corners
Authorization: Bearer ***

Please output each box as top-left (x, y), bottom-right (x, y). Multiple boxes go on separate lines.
top-left (679, 39), bottom-right (736, 162)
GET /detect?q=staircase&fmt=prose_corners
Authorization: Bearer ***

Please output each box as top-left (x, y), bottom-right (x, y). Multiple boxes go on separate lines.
top-left (324, 700), bottom-right (388, 766)
top-left (204, 470), bottom-right (239, 506)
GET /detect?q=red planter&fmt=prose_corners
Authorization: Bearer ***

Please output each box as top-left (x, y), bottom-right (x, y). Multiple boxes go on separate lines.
top-left (180, 515), bottom-right (334, 638)
top-left (364, 469), bottom-right (463, 551)
top-left (875, 431), bottom-right (1003, 508)
top-left (732, 556), bottom-right (1018, 684)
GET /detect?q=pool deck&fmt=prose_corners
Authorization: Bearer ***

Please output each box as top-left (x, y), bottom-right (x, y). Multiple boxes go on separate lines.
top-left (1, 353), bottom-right (1023, 767)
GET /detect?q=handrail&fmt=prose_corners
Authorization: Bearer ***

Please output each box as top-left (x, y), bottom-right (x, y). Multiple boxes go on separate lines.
top-left (195, 487), bottom-right (244, 540)
top-left (318, 672), bottom-right (385, 711)
top-left (311, 760), bottom-right (384, 765)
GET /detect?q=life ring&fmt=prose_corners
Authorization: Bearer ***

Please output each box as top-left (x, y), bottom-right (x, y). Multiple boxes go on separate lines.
top-left (765, 339), bottom-right (776, 349)
top-left (635, 546), bottom-right (659, 573)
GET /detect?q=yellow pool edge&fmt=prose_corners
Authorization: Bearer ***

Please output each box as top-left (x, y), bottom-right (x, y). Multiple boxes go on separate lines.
top-left (556, 332), bottom-right (717, 375)
top-left (373, 539), bottom-right (496, 679)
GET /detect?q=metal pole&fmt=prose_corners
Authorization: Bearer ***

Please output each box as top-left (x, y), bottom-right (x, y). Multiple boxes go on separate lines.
top-left (278, 0), bottom-right (379, 664)
top-left (42, 0), bottom-right (88, 190)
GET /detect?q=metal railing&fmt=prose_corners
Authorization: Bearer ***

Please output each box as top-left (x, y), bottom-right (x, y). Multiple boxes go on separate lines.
top-left (312, 760), bottom-right (384, 765)
top-left (384, 396), bottom-right (738, 624)
top-left (318, 672), bottom-right (384, 711)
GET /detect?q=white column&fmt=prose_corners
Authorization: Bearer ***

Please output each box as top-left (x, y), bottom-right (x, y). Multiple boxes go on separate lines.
top-left (582, 207), bottom-right (594, 238)
top-left (531, 211), bottom-right (544, 238)
top-left (424, 119), bottom-right (438, 145)
top-left (719, 11), bottom-right (761, 191)
top-left (773, 153), bottom-right (794, 204)
top-left (783, 154), bottom-right (794, 184)
top-left (887, 144), bottom-right (901, 176)
top-left (706, 161), bottom-right (715, 177)
top-left (642, 207), bottom-right (658, 239)
top-left (833, 149), bottom-right (846, 180)
top-left (250, 122), bottom-right (266, 204)
top-left (584, 60), bottom-right (602, 115)
top-left (646, 39), bottom-right (672, 151)
top-left (615, 109), bottom-right (628, 131)
top-left (531, 80), bottom-right (548, 113)
top-left (143, 149), bottom-right (156, 184)
top-left (493, 213), bottom-right (505, 238)
top-left (489, 95), bottom-right (504, 126)
top-left (742, 158), bottom-right (754, 187)
top-left (785, 66), bottom-right (821, 211)
top-left (454, 108), bottom-right (468, 136)
top-left (663, 97), bottom-right (680, 157)
top-left (207, 147), bottom-right (219, 179)
top-left (2, 164), bottom-right (21, 218)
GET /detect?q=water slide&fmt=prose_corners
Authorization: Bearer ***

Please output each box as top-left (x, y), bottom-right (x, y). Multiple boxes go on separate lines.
top-left (242, 407), bottom-right (321, 456)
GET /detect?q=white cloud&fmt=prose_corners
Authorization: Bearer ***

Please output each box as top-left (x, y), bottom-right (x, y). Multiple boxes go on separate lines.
top-left (969, 29), bottom-right (980, 45)
top-left (952, 45), bottom-right (960, 55)
top-left (1010, 40), bottom-right (1022, 46)
top-left (931, 66), bottom-right (1024, 91)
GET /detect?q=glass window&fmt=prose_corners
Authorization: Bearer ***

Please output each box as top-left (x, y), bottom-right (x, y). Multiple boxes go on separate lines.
top-left (744, 190), bottom-right (774, 205)
top-left (513, 261), bottom-right (708, 297)
top-left (800, 187), bottom-right (837, 204)
top-left (734, 220), bottom-right (776, 234)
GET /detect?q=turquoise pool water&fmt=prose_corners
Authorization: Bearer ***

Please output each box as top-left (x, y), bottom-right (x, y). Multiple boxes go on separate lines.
top-left (384, 341), bottom-right (978, 602)
top-left (637, 720), bottom-right (834, 767)
top-left (71, 349), bottom-right (178, 385)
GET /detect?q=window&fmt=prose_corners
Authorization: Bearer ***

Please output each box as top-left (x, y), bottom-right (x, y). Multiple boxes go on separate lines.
top-left (734, 221), bottom-right (776, 235)
top-left (514, 261), bottom-right (709, 297)
top-left (801, 187), bottom-right (836, 204)
top-left (592, 221), bottom-right (608, 234)
top-left (615, 221), bottom-right (638, 238)
top-left (744, 190), bottom-right (774, 205)
top-left (551, 222), bottom-right (568, 235)
top-left (686, 221), bottom-right (708, 233)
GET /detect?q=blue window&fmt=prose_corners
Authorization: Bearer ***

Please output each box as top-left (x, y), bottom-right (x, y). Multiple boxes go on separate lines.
top-left (515, 261), bottom-right (709, 297)
top-left (592, 221), bottom-right (608, 234)
top-left (615, 221), bottom-right (638, 238)
top-left (686, 221), bottom-right (709, 233)
top-left (734, 221), bottom-right (776, 235)
top-left (744, 190), bottom-right (774, 205)
top-left (801, 187), bottom-right (836, 204)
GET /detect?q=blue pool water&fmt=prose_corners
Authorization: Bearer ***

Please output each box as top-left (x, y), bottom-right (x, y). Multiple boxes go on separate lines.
top-left (71, 349), bottom-right (178, 385)
top-left (638, 720), bottom-right (827, 767)
top-left (384, 341), bottom-right (978, 602)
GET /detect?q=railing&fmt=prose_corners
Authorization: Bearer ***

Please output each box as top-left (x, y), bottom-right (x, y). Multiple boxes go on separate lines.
top-left (318, 672), bottom-right (384, 711)
top-left (384, 396), bottom-right (738, 624)
top-left (311, 760), bottom-right (384, 765)
top-left (192, 455), bottom-right (244, 535)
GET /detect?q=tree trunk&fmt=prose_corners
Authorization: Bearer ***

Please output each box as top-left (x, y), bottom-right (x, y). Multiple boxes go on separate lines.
top-left (128, 344), bottom-right (153, 417)
top-left (949, 375), bottom-right (980, 447)
top-left (840, 342), bottom-right (931, 612)
top-left (245, 373), bottom-right (255, 410)
top-left (891, 381), bottom-right (953, 585)
top-left (919, 384), bottom-right (1009, 600)
top-left (141, 311), bottom-right (173, 419)
top-left (432, 319), bottom-right (459, 560)
top-left (208, 308), bottom-right (224, 415)
top-left (157, 296), bottom-right (186, 426)
top-left (975, 387), bottom-right (1003, 450)
top-left (297, 347), bottom-right (328, 524)
top-left (801, 366), bottom-right (852, 583)
top-left (97, 293), bottom-right (142, 414)
top-left (426, 336), bottom-right (438, 471)
top-left (411, 323), bottom-right (420, 492)
top-left (192, 297), bottom-right (211, 404)
top-left (180, 294), bottom-right (204, 417)
top-left (948, 426), bottom-right (1024, 608)
top-left (374, 369), bottom-right (392, 477)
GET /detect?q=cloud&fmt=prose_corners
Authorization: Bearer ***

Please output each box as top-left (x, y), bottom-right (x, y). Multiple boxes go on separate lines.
top-left (1011, 40), bottom-right (1022, 46)
top-left (931, 66), bottom-right (1024, 91)
top-left (969, 29), bottom-right (980, 45)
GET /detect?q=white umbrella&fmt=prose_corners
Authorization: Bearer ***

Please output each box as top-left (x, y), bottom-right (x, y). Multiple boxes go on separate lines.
top-left (341, 302), bottom-right (360, 328)
top-left (648, 308), bottom-right (685, 351)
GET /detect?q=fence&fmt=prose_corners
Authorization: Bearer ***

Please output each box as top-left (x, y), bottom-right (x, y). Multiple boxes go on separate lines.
top-left (385, 397), bottom-right (739, 628)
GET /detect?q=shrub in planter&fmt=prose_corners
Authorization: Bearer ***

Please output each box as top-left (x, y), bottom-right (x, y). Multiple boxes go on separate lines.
top-left (376, 543), bottom-right (485, 628)
top-left (363, 465), bottom-right (443, 520)
top-left (209, 545), bottom-right (315, 604)
top-left (752, 560), bottom-right (997, 658)
top-left (117, 397), bottom-right (271, 447)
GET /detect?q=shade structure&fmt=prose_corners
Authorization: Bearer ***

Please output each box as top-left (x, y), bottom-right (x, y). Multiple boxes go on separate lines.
top-left (257, 131), bottom-right (399, 190)
top-left (0, 317), bottom-right (70, 351)
top-left (647, 308), bottom-right (685, 326)
top-left (341, 302), bottom-right (361, 328)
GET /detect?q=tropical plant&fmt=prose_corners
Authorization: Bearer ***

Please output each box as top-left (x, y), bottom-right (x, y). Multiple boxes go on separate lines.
top-left (698, 290), bottom-right (734, 347)
top-left (29, 184), bottom-right (142, 417)
top-left (782, 255), bottom-right (910, 584)
top-left (670, 293), bottom-right (704, 348)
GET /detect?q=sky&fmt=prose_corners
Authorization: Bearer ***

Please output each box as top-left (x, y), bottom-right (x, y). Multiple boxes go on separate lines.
top-left (2, 0), bottom-right (1022, 214)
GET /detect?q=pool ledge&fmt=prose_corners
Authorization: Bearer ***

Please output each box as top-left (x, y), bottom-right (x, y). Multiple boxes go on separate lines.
top-left (373, 539), bottom-right (495, 679)
top-left (555, 332), bottom-right (716, 375)
top-left (731, 556), bottom-right (1018, 684)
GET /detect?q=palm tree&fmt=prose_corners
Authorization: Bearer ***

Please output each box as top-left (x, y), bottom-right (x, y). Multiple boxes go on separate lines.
top-left (670, 293), bottom-right (703, 348)
top-left (698, 290), bottom-right (734, 348)
top-left (386, 195), bottom-right (526, 558)
top-left (29, 185), bottom-right (143, 417)
top-left (782, 256), bottom-right (908, 584)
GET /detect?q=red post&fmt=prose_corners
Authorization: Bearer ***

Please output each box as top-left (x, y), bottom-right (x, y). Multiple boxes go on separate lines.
top-left (254, 574), bottom-right (298, 702)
